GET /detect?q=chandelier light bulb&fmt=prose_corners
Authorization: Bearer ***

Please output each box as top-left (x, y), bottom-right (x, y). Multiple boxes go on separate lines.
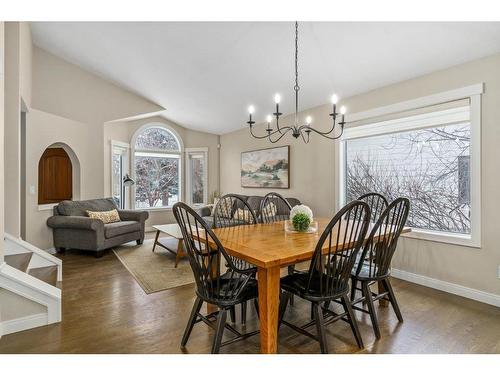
top-left (274, 93), bottom-right (281, 104)
top-left (248, 105), bottom-right (255, 115)
top-left (331, 94), bottom-right (338, 105)
top-left (266, 115), bottom-right (272, 123)
top-left (306, 116), bottom-right (312, 125)
top-left (340, 106), bottom-right (347, 115)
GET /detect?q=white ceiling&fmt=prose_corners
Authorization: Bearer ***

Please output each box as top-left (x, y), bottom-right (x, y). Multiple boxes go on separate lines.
top-left (31, 22), bottom-right (500, 134)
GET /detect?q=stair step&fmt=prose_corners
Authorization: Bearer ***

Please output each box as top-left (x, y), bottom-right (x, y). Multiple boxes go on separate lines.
top-left (5, 253), bottom-right (33, 272)
top-left (28, 266), bottom-right (59, 287)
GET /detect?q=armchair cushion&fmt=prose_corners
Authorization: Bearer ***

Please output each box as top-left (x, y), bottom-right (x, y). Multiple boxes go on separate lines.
top-left (197, 206), bottom-right (213, 218)
top-left (118, 209), bottom-right (149, 222)
top-left (104, 221), bottom-right (142, 239)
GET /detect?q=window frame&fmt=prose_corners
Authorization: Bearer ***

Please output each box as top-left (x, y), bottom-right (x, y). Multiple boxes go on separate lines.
top-left (130, 123), bottom-right (184, 211)
top-left (185, 147), bottom-right (209, 207)
top-left (335, 84), bottom-right (483, 248)
top-left (110, 140), bottom-right (130, 209)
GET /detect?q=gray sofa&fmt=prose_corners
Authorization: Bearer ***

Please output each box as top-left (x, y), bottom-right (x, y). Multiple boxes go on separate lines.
top-left (47, 198), bottom-right (149, 257)
top-left (198, 194), bottom-right (301, 228)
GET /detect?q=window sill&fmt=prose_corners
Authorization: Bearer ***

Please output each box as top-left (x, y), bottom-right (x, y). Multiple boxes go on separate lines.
top-left (38, 203), bottom-right (58, 211)
top-left (401, 228), bottom-right (480, 248)
top-left (136, 207), bottom-right (174, 212)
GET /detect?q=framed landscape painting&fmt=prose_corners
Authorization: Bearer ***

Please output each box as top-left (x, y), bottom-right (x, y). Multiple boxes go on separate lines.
top-left (241, 145), bottom-right (290, 188)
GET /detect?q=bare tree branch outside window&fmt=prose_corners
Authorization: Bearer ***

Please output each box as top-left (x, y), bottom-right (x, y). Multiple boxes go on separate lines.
top-left (346, 123), bottom-right (471, 234)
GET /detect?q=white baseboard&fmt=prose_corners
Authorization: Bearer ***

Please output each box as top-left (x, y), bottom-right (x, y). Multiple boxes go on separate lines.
top-left (0, 313), bottom-right (48, 336)
top-left (391, 268), bottom-right (500, 308)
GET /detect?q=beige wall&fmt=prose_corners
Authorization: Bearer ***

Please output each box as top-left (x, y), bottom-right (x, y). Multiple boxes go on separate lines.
top-left (17, 37), bottom-right (166, 249)
top-left (26, 109), bottom-right (105, 249)
top-left (104, 116), bottom-right (220, 229)
top-left (220, 53), bottom-right (500, 297)
top-left (220, 104), bottom-right (335, 218)
top-left (19, 22), bottom-right (31, 108)
top-left (4, 22), bottom-right (21, 237)
top-left (32, 47), bottom-right (163, 125)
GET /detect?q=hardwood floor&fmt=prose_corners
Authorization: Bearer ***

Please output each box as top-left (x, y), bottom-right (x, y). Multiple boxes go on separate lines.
top-left (1, 247), bottom-right (499, 354)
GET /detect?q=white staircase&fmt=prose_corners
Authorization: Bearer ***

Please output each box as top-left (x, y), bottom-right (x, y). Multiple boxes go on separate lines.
top-left (0, 234), bottom-right (62, 336)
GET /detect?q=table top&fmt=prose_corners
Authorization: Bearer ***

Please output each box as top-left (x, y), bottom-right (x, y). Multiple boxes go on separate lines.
top-left (152, 223), bottom-right (183, 239)
top-left (211, 218), bottom-right (411, 269)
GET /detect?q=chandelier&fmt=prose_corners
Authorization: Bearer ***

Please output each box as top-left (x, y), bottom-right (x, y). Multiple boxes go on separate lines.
top-left (246, 22), bottom-right (346, 144)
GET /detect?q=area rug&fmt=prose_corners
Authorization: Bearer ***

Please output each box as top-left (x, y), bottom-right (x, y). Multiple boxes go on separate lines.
top-left (113, 239), bottom-right (194, 294)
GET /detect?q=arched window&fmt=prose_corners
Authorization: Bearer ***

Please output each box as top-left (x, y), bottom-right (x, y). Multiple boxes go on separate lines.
top-left (133, 125), bottom-right (182, 209)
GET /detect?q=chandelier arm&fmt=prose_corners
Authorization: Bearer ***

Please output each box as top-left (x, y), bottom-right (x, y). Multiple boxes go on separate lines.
top-left (250, 125), bottom-right (293, 140)
top-left (297, 125), bottom-right (345, 140)
top-left (297, 120), bottom-right (340, 136)
top-left (300, 129), bottom-right (309, 144)
top-left (267, 127), bottom-right (294, 143)
top-left (275, 115), bottom-right (284, 134)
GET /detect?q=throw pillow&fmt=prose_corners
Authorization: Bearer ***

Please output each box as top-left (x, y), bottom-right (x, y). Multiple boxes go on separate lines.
top-left (217, 198), bottom-right (234, 219)
top-left (232, 208), bottom-right (255, 224)
top-left (261, 202), bottom-right (277, 218)
top-left (86, 209), bottom-right (121, 224)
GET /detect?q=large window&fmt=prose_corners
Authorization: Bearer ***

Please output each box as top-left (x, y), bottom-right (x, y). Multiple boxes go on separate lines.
top-left (186, 148), bottom-right (208, 206)
top-left (111, 141), bottom-right (129, 209)
top-left (345, 121), bottom-right (470, 234)
top-left (133, 126), bottom-right (182, 209)
top-left (339, 85), bottom-right (482, 247)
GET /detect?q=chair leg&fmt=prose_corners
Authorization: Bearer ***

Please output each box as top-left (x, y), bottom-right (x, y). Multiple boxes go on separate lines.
top-left (278, 292), bottom-right (291, 329)
top-left (181, 297), bottom-right (203, 347)
top-left (313, 302), bottom-right (328, 354)
top-left (383, 278), bottom-right (403, 322)
top-left (211, 309), bottom-right (227, 354)
top-left (229, 306), bottom-right (236, 324)
top-left (310, 302), bottom-right (315, 320)
top-left (341, 294), bottom-right (364, 349)
top-left (350, 277), bottom-right (357, 301)
top-left (362, 281), bottom-right (381, 339)
top-left (241, 301), bottom-right (247, 325)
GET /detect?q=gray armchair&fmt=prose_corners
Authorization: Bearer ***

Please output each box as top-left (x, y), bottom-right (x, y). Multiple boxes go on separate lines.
top-left (47, 198), bottom-right (149, 257)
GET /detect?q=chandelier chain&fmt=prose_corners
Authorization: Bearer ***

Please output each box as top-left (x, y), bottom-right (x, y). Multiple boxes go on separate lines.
top-left (294, 21), bottom-right (299, 125)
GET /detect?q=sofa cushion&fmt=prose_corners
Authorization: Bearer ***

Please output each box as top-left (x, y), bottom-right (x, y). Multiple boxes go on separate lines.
top-left (246, 196), bottom-right (263, 215)
top-left (286, 198), bottom-right (301, 209)
top-left (104, 220), bottom-right (141, 239)
top-left (57, 198), bottom-right (118, 217)
top-left (203, 216), bottom-right (215, 229)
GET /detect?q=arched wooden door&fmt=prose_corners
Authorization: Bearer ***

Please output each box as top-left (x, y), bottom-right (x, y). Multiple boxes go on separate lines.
top-left (38, 147), bottom-right (73, 204)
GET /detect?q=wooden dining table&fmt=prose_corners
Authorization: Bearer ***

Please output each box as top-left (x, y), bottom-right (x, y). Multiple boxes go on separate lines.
top-left (208, 218), bottom-right (410, 354)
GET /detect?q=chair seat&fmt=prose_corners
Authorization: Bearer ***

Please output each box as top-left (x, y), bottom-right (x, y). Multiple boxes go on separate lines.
top-left (104, 220), bottom-right (141, 238)
top-left (205, 273), bottom-right (258, 307)
top-left (281, 272), bottom-right (349, 302)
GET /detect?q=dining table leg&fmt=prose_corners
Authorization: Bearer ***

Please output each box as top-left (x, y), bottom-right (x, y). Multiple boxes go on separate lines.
top-left (257, 265), bottom-right (281, 354)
